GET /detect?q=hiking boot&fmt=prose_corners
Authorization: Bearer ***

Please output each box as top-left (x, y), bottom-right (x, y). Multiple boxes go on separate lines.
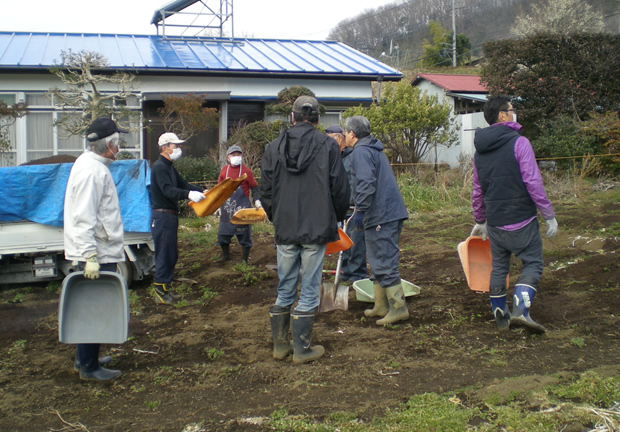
top-left (153, 283), bottom-right (179, 305)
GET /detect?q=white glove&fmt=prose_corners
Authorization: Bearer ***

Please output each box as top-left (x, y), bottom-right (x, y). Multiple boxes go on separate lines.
top-left (84, 253), bottom-right (100, 279)
top-left (545, 218), bottom-right (558, 238)
top-left (470, 222), bottom-right (488, 241)
top-left (254, 200), bottom-right (262, 209)
top-left (188, 191), bottom-right (206, 203)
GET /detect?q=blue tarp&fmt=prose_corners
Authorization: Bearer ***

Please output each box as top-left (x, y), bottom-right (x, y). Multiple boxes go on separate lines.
top-left (0, 159), bottom-right (152, 233)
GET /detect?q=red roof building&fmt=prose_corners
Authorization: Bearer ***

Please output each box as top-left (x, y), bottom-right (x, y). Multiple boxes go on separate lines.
top-left (411, 73), bottom-right (487, 93)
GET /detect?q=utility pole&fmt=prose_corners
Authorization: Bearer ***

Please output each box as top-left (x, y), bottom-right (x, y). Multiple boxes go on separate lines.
top-left (452, 0), bottom-right (457, 67)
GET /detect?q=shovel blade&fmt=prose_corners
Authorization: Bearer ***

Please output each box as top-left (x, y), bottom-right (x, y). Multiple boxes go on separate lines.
top-left (319, 283), bottom-right (349, 313)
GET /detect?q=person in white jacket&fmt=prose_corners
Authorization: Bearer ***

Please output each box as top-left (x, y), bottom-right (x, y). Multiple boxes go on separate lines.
top-left (64, 117), bottom-right (127, 381)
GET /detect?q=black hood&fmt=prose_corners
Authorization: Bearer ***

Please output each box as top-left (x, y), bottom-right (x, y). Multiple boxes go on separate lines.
top-left (474, 124), bottom-right (522, 154)
top-left (277, 122), bottom-right (323, 174)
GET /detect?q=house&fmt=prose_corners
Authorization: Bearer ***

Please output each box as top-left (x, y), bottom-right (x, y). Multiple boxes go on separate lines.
top-left (0, 31), bottom-right (401, 166)
top-left (411, 73), bottom-right (488, 167)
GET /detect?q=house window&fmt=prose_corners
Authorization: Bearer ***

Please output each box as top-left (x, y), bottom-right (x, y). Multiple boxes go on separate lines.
top-left (0, 94), bottom-right (18, 166)
top-left (26, 112), bottom-right (54, 161)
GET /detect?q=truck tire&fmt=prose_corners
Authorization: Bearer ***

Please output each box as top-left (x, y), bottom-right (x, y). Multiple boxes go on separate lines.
top-left (117, 260), bottom-right (133, 287)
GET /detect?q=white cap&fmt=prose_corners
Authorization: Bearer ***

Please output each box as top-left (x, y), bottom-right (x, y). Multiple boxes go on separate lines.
top-left (158, 132), bottom-right (186, 146)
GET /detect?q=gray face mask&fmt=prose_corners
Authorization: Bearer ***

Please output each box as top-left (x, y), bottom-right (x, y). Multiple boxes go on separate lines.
top-left (170, 148), bottom-right (182, 161)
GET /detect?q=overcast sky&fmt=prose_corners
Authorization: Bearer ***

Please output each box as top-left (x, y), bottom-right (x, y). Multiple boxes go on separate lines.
top-left (2, 0), bottom-right (396, 40)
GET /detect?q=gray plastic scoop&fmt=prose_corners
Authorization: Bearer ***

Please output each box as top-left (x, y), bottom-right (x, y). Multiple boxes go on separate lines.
top-left (58, 271), bottom-right (129, 344)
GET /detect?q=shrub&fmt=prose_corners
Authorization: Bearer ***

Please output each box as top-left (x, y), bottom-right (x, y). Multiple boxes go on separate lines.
top-left (532, 113), bottom-right (620, 175)
top-left (174, 155), bottom-right (219, 184)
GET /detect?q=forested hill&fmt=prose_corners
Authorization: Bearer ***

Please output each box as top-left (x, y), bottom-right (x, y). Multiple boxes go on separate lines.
top-left (328, 0), bottom-right (619, 69)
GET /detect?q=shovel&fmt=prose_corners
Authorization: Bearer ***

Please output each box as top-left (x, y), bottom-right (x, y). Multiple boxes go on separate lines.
top-left (319, 211), bottom-right (356, 313)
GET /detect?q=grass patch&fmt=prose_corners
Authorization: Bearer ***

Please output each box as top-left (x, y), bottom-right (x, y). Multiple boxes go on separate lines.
top-left (265, 369), bottom-right (620, 432)
top-left (232, 262), bottom-right (269, 286)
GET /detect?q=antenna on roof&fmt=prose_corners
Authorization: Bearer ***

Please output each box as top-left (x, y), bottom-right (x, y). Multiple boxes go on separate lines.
top-left (151, 0), bottom-right (234, 39)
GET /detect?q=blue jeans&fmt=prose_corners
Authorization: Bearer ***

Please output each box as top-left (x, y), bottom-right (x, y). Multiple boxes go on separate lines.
top-left (275, 243), bottom-right (326, 312)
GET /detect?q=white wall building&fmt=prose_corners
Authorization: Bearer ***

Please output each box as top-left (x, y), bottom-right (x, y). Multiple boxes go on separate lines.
top-left (411, 73), bottom-right (488, 168)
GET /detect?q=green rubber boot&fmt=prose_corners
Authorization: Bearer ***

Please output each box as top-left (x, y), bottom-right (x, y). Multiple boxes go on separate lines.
top-left (376, 283), bottom-right (409, 326)
top-left (364, 282), bottom-right (389, 318)
top-left (291, 309), bottom-right (325, 364)
top-left (269, 305), bottom-right (293, 360)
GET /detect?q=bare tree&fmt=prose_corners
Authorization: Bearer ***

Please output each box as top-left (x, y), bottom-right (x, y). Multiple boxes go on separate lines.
top-left (0, 100), bottom-right (28, 153)
top-left (158, 94), bottom-right (219, 141)
top-left (48, 50), bottom-right (140, 138)
top-left (512, 0), bottom-right (605, 37)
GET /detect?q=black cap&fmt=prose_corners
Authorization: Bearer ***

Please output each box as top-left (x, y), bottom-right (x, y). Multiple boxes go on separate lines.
top-left (86, 117), bottom-right (129, 142)
top-left (292, 96), bottom-right (319, 115)
top-left (325, 124), bottom-right (343, 134)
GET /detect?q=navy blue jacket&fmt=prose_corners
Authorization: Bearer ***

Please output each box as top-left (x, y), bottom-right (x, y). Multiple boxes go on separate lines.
top-left (350, 136), bottom-right (408, 227)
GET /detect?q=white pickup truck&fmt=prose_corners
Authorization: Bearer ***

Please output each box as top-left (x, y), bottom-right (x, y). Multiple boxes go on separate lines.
top-left (0, 159), bottom-right (154, 285)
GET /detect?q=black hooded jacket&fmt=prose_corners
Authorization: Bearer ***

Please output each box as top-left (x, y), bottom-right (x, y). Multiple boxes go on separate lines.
top-left (261, 122), bottom-right (350, 245)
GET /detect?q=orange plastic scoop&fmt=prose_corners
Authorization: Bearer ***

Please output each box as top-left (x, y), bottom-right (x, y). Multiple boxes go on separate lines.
top-left (457, 236), bottom-right (508, 292)
top-left (188, 174), bottom-right (247, 217)
top-left (230, 207), bottom-right (267, 225)
top-left (324, 228), bottom-right (353, 255)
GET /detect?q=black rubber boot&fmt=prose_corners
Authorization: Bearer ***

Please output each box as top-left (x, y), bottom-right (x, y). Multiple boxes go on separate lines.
top-left (291, 309), bottom-right (325, 364)
top-left (220, 244), bottom-right (231, 262)
top-left (242, 247), bottom-right (251, 264)
top-left (269, 305), bottom-right (293, 360)
top-left (79, 367), bottom-right (122, 381)
top-left (153, 282), bottom-right (179, 305)
top-left (74, 355), bottom-right (113, 372)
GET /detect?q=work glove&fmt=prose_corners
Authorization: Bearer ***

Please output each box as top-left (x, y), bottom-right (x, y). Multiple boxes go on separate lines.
top-left (545, 218), bottom-right (558, 239)
top-left (84, 253), bottom-right (100, 279)
top-left (353, 211), bottom-right (365, 231)
top-left (470, 222), bottom-right (488, 241)
top-left (254, 200), bottom-right (263, 209)
top-left (188, 191), bottom-right (206, 203)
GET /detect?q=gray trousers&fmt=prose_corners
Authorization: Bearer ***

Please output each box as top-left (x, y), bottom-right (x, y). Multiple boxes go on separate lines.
top-left (488, 219), bottom-right (544, 297)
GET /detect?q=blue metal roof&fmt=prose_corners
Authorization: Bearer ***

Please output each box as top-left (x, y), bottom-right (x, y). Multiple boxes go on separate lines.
top-left (0, 32), bottom-right (402, 80)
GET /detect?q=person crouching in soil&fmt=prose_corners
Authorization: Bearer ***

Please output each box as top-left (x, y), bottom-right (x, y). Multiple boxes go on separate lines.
top-left (217, 144), bottom-right (262, 263)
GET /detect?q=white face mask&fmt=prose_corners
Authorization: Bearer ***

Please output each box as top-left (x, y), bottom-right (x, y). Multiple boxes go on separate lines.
top-left (230, 155), bottom-right (242, 166)
top-left (170, 148), bottom-right (182, 161)
top-left (512, 113), bottom-right (518, 123)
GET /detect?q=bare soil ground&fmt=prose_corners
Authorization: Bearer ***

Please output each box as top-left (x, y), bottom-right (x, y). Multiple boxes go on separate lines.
top-left (1, 199), bottom-right (619, 431)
